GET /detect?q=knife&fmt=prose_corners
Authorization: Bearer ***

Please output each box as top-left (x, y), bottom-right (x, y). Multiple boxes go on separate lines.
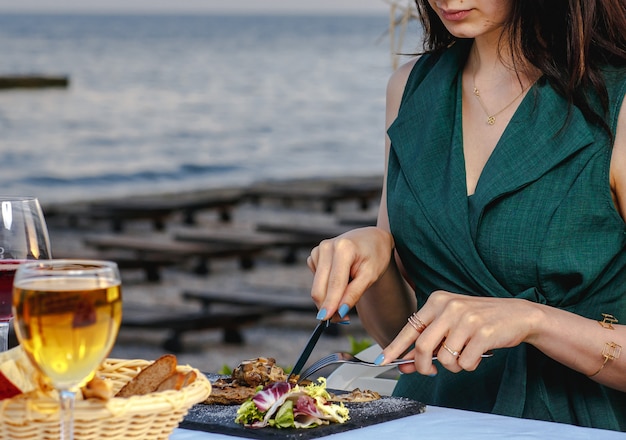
top-left (288, 320), bottom-right (329, 380)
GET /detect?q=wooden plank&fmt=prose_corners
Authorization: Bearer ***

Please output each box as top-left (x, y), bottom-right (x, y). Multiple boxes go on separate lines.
top-left (245, 182), bottom-right (340, 213)
top-left (0, 75), bottom-right (69, 89)
top-left (173, 227), bottom-right (295, 246)
top-left (88, 188), bottom-right (245, 231)
top-left (83, 234), bottom-right (259, 255)
top-left (245, 176), bottom-right (381, 212)
top-left (52, 248), bottom-right (179, 282)
top-left (336, 212), bottom-right (378, 227)
top-left (255, 222), bottom-right (350, 241)
top-left (331, 180), bottom-right (382, 211)
top-left (87, 204), bottom-right (172, 232)
top-left (83, 233), bottom-right (264, 274)
top-left (182, 289), bottom-right (316, 314)
top-left (173, 227), bottom-right (322, 264)
top-left (182, 289), bottom-right (341, 337)
top-left (122, 303), bottom-right (268, 352)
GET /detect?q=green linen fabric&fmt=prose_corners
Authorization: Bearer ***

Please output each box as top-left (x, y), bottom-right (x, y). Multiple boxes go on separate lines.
top-left (386, 39), bottom-right (626, 431)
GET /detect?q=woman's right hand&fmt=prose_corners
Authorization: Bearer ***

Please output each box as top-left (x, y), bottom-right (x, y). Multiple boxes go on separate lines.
top-left (307, 226), bottom-right (395, 322)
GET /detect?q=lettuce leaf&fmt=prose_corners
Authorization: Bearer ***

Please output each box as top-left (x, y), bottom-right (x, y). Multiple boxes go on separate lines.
top-left (270, 400), bottom-right (295, 428)
top-left (252, 381), bottom-right (292, 412)
top-left (235, 378), bottom-right (350, 429)
top-left (235, 399), bottom-right (266, 426)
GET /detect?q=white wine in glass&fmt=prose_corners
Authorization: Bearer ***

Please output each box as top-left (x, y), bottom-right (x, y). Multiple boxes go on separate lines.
top-left (0, 196), bottom-right (51, 352)
top-left (13, 260), bottom-right (122, 440)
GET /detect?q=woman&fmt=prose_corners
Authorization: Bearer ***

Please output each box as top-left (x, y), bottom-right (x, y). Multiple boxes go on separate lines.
top-left (307, 0), bottom-right (626, 431)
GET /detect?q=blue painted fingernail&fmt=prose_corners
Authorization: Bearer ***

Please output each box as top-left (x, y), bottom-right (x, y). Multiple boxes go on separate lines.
top-left (338, 320), bottom-right (351, 325)
top-left (428, 372), bottom-right (438, 377)
top-left (338, 304), bottom-right (350, 318)
top-left (316, 308), bottom-right (327, 320)
top-left (374, 354), bottom-right (385, 365)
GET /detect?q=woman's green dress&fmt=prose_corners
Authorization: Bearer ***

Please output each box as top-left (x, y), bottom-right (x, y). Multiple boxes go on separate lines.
top-left (386, 40), bottom-right (626, 431)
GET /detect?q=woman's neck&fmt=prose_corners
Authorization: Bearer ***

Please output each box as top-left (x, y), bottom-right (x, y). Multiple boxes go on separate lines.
top-left (469, 36), bottom-right (534, 94)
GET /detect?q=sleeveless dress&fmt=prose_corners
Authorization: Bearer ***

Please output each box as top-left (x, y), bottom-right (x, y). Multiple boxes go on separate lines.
top-left (386, 40), bottom-right (626, 431)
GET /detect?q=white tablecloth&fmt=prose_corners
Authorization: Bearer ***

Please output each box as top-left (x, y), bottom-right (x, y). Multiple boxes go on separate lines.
top-left (169, 405), bottom-right (626, 439)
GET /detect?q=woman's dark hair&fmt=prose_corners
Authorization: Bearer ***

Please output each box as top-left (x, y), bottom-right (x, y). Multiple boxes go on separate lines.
top-left (414, 0), bottom-right (626, 135)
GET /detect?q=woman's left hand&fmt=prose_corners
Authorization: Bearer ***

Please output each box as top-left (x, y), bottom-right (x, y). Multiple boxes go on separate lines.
top-left (378, 290), bottom-right (540, 376)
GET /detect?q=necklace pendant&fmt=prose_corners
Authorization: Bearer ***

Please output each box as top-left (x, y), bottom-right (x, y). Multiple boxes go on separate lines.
top-left (487, 116), bottom-right (496, 125)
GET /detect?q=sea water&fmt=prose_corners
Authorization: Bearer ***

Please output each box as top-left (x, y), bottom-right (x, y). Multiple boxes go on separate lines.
top-left (0, 13), bottom-right (419, 204)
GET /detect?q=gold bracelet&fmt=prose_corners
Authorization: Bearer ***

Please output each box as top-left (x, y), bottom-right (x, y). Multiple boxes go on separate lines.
top-left (588, 341), bottom-right (622, 377)
top-left (598, 313), bottom-right (618, 329)
top-left (588, 313), bottom-right (621, 377)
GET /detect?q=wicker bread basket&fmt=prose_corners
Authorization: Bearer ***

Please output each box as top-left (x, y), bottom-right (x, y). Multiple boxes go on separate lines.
top-left (0, 357), bottom-right (212, 440)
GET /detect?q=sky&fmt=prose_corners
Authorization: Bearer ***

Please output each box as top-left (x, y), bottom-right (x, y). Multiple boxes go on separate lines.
top-left (0, 0), bottom-right (394, 15)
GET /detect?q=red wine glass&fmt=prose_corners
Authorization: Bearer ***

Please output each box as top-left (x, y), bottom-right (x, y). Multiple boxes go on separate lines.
top-left (0, 196), bottom-right (51, 351)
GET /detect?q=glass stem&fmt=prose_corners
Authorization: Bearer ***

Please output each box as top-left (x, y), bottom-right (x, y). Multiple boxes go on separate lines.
top-left (59, 389), bottom-right (76, 440)
top-left (0, 321), bottom-right (10, 352)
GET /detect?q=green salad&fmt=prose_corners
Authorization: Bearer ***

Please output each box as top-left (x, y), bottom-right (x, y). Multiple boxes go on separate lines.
top-left (235, 378), bottom-right (350, 429)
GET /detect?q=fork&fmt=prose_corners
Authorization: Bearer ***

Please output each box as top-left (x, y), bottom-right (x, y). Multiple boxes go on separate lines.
top-left (297, 350), bottom-right (494, 381)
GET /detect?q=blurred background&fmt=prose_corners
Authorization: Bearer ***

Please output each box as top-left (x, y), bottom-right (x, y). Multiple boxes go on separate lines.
top-left (0, 0), bottom-right (419, 204)
top-left (0, 0), bottom-right (422, 372)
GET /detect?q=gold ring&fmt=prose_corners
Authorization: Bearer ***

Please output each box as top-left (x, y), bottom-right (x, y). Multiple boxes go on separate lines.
top-left (407, 313), bottom-right (426, 333)
top-left (442, 342), bottom-right (460, 357)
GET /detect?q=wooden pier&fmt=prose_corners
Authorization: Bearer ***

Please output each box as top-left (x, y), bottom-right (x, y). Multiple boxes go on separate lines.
top-left (0, 75), bottom-right (69, 89)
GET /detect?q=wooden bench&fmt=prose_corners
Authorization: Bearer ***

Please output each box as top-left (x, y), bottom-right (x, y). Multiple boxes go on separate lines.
top-left (182, 289), bottom-right (317, 314)
top-left (83, 233), bottom-right (264, 277)
top-left (121, 303), bottom-right (268, 352)
top-left (87, 189), bottom-right (245, 232)
top-left (254, 222), bottom-right (351, 241)
top-left (336, 211), bottom-right (378, 227)
top-left (173, 227), bottom-right (325, 264)
top-left (245, 176), bottom-right (381, 213)
top-left (182, 289), bottom-right (340, 337)
top-left (52, 248), bottom-right (180, 283)
top-left (330, 180), bottom-right (382, 211)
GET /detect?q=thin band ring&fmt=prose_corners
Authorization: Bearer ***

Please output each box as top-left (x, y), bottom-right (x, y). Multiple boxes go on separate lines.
top-left (442, 342), bottom-right (460, 357)
top-left (407, 313), bottom-right (427, 333)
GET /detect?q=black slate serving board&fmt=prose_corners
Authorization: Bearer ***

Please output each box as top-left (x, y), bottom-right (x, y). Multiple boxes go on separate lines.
top-left (180, 395), bottom-right (426, 439)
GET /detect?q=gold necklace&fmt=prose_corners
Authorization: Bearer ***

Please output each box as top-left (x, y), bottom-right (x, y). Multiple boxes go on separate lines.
top-left (472, 71), bottom-right (528, 126)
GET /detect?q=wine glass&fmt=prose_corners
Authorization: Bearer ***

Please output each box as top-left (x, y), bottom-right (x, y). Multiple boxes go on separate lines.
top-left (12, 259), bottom-right (123, 440)
top-left (0, 196), bottom-right (51, 352)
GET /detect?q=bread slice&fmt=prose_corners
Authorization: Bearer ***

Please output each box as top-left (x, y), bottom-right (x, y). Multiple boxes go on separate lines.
top-left (155, 370), bottom-right (197, 392)
top-left (82, 375), bottom-right (113, 400)
top-left (115, 354), bottom-right (177, 397)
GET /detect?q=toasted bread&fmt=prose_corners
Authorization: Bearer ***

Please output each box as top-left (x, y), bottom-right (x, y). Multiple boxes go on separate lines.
top-left (155, 370), bottom-right (197, 392)
top-left (115, 354), bottom-right (177, 397)
top-left (82, 375), bottom-right (114, 400)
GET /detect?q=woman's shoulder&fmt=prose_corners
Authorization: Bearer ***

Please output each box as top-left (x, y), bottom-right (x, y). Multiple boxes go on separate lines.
top-left (387, 57), bottom-right (420, 98)
top-left (386, 51), bottom-right (441, 111)
top-left (388, 51), bottom-right (440, 90)
top-left (387, 42), bottom-right (469, 107)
